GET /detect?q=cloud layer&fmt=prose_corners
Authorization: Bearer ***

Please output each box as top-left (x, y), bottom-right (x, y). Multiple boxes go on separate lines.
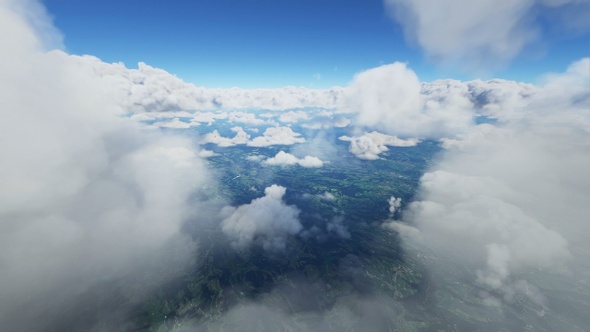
top-left (386, 58), bottom-right (590, 305)
top-left (0, 1), bottom-right (208, 328)
top-left (68, 56), bottom-right (345, 113)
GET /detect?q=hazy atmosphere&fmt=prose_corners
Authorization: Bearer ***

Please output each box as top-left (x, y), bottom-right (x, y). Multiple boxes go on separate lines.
top-left (1, 0), bottom-right (589, 331)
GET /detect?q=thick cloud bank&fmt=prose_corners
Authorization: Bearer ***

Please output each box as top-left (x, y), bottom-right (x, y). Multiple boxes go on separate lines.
top-left (387, 58), bottom-right (590, 306)
top-left (384, 0), bottom-right (590, 69)
top-left (221, 185), bottom-right (302, 251)
top-left (0, 0), bottom-right (207, 329)
top-left (68, 56), bottom-right (345, 113)
top-left (343, 62), bottom-right (474, 138)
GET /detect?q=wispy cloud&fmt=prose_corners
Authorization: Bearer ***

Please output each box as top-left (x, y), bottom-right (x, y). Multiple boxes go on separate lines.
top-left (384, 0), bottom-right (589, 70)
top-left (0, 1), bottom-right (210, 329)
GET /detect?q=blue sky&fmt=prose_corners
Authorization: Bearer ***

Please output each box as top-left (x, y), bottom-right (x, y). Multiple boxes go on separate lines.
top-left (44, 0), bottom-right (588, 88)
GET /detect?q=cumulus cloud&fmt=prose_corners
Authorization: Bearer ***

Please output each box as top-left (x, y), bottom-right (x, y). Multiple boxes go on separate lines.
top-left (343, 62), bottom-right (474, 138)
top-left (200, 126), bottom-right (306, 148)
top-left (221, 185), bottom-right (302, 251)
top-left (321, 192), bottom-right (336, 201)
top-left (301, 114), bottom-right (351, 130)
top-left (247, 126), bottom-right (306, 147)
top-left (190, 111), bottom-right (228, 125)
top-left (388, 196), bottom-right (402, 217)
top-left (278, 110), bottom-right (310, 123)
top-left (201, 126), bottom-right (251, 147)
top-left (0, 1), bottom-right (208, 329)
top-left (62, 55), bottom-right (345, 113)
top-left (384, 0), bottom-right (589, 69)
top-left (333, 116), bottom-right (352, 128)
top-left (264, 151), bottom-right (324, 168)
top-left (339, 131), bottom-right (420, 160)
top-left (198, 149), bottom-right (219, 158)
top-left (462, 79), bottom-right (537, 118)
top-left (386, 58), bottom-right (590, 305)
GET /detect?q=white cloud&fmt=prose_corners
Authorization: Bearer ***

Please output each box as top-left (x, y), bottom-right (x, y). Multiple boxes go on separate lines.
top-left (200, 126), bottom-right (306, 148)
top-left (198, 149), bottom-right (219, 158)
top-left (62, 55), bottom-right (346, 113)
top-left (388, 196), bottom-right (402, 217)
top-left (221, 185), bottom-right (302, 251)
top-left (189, 111), bottom-right (228, 125)
top-left (301, 115), bottom-right (351, 130)
top-left (384, 0), bottom-right (588, 69)
top-left (298, 156), bottom-right (324, 168)
top-left (201, 127), bottom-right (251, 147)
top-left (264, 151), bottom-right (324, 168)
top-left (246, 155), bottom-right (265, 162)
top-left (0, 1), bottom-right (207, 328)
top-left (386, 58), bottom-right (590, 304)
top-left (264, 151), bottom-right (300, 166)
top-left (342, 62), bottom-right (474, 138)
top-left (247, 126), bottom-right (306, 147)
top-left (303, 191), bottom-right (337, 201)
top-left (321, 192), bottom-right (336, 201)
top-left (339, 131), bottom-right (420, 160)
top-left (462, 79), bottom-right (537, 119)
top-left (151, 117), bottom-right (194, 129)
top-left (228, 111), bottom-right (267, 125)
top-left (333, 116), bottom-right (351, 128)
top-left (278, 110), bottom-right (310, 123)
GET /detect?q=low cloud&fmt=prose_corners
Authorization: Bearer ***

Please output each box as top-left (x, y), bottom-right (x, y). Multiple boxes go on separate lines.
top-left (264, 151), bottom-right (324, 168)
top-left (0, 1), bottom-right (208, 329)
top-left (198, 149), bottom-right (219, 158)
top-left (388, 196), bottom-right (402, 217)
top-left (247, 126), bottom-right (306, 147)
top-left (65, 56), bottom-right (346, 113)
top-left (190, 111), bottom-right (228, 125)
top-left (228, 111), bottom-right (267, 125)
top-left (151, 117), bottom-right (195, 129)
top-left (201, 126), bottom-right (251, 147)
top-left (386, 58), bottom-right (590, 306)
top-left (339, 131), bottom-right (420, 160)
top-left (326, 216), bottom-right (351, 239)
top-left (321, 192), bottom-right (336, 201)
top-left (201, 126), bottom-right (306, 148)
top-left (301, 115), bottom-right (351, 130)
top-left (343, 62), bottom-right (474, 138)
top-left (278, 110), bottom-right (310, 123)
top-left (221, 185), bottom-right (302, 251)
